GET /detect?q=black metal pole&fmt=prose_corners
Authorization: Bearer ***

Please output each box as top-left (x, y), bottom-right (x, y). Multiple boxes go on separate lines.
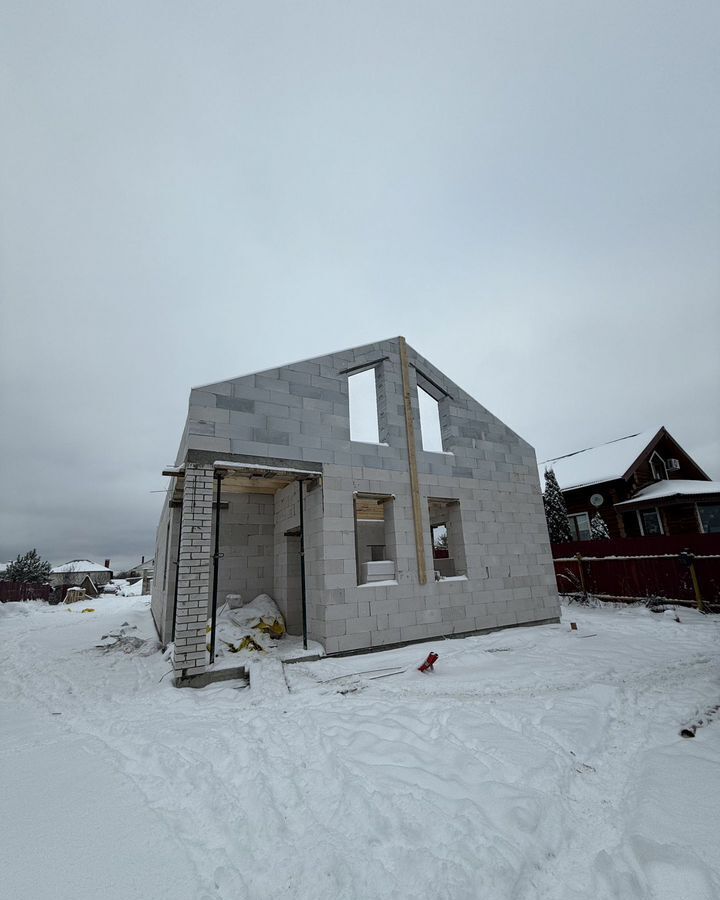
top-left (352, 494), bottom-right (361, 585)
top-left (298, 478), bottom-right (308, 650)
top-left (209, 473), bottom-right (223, 664)
top-left (170, 502), bottom-right (184, 643)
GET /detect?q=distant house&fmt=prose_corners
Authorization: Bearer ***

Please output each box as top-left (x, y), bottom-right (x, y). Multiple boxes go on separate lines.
top-left (50, 559), bottom-right (114, 593)
top-left (539, 427), bottom-right (720, 540)
top-left (125, 557), bottom-right (154, 579)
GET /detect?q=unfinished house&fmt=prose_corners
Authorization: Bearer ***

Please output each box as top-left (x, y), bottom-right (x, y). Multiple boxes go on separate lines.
top-left (151, 337), bottom-right (559, 681)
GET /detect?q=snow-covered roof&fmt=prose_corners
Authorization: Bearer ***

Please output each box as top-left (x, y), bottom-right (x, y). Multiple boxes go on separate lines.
top-left (0, 563), bottom-right (7, 573)
top-left (615, 480), bottom-right (720, 507)
top-left (51, 559), bottom-right (112, 573)
top-left (539, 428), bottom-right (662, 491)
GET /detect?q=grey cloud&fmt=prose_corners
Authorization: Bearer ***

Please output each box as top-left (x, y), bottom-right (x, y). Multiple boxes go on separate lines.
top-left (1, 1), bottom-right (718, 569)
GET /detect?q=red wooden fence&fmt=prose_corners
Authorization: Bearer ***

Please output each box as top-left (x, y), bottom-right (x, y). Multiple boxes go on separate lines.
top-left (551, 534), bottom-right (720, 607)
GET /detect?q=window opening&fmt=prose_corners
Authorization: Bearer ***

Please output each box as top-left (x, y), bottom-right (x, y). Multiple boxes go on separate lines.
top-left (162, 518), bottom-right (171, 590)
top-left (417, 385), bottom-right (443, 452)
top-left (428, 499), bottom-right (466, 578)
top-left (638, 508), bottom-right (663, 536)
top-left (698, 503), bottom-right (720, 534)
top-left (431, 523), bottom-right (448, 557)
top-left (348, 368), bottom-right (380, 443)
top-left (283, 533), bottom-right (303, 635)
top-left (353, 495), bottom-right (396, 585)
top-left (567, 512), bottom-right (592, 541)
top-left (621, 511), bottom-right (642, 538)
top-left (650, 452), bottom-right (667, 481)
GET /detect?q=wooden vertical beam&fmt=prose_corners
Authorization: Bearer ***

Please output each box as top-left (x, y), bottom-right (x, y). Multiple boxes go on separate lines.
top-left (398, 336), bottom-right (427, 585)
top-left (688, 559), bottom-right (704, 613)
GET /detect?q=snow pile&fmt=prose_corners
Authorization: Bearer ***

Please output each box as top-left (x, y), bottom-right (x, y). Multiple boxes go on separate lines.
top-left (103, 578), bottom-right (130, 595)
top-left (247, 657), bottom-right (290, 699)
top-left (120, 579), bottom-right (144, 597)
top-left (1, 596), bottom-right (719, 900)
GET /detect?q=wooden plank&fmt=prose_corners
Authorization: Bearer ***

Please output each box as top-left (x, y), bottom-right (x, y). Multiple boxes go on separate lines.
top-left (355, 497), bottom-right (386, 520)
top-left (398, 336), bottom-right (427, 585)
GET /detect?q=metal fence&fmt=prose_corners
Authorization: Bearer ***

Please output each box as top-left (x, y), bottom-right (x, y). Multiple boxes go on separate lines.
top-left (551, 534), bottom-right (720, 609)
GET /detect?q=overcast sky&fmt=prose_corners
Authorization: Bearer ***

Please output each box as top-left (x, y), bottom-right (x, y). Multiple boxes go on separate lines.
top-left (1, 1), bottom-right (718, 571)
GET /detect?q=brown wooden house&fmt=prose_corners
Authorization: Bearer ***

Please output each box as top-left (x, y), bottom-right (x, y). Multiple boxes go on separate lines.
top-left (539, 427), bottom-right (720, 540)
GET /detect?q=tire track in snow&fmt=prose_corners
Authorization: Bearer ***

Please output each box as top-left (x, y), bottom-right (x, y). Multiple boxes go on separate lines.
top-left (517, 658), bottom-right (720, 900)
top-left (4, 601), bottom-right (719, 900)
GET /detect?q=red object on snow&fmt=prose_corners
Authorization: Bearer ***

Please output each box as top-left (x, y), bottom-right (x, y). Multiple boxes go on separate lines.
top-left (418, 651), bottom-right (439, 672)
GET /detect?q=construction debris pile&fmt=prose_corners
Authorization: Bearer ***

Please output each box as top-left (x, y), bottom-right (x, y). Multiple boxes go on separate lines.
top-left (215, 594), bottom-right (286, 656)
top-left (96, 624), bottom-right (161, 656)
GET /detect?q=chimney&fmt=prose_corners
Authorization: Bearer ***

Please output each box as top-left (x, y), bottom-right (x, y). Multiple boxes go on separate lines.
top-left (104, 559), bottom-right (110, 569)
top-left (141, 555), bottom-right (145, 564)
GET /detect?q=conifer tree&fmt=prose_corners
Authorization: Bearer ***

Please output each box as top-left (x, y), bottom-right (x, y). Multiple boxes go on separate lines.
top-left (543, 469), bottom-right (573, 543)
top-left (590, 511), bottom-right (611, 540)
top-left (4, 549), bottom-right (52, 583)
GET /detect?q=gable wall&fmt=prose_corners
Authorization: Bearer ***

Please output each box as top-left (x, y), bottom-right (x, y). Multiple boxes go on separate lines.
top-left (162, 338), bottom-right (558, 653)
top-left (631, 433), bottom-right (709, 492)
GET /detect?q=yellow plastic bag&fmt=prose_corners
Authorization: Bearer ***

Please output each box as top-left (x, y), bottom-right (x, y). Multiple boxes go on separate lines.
top-left (221, 636), bottom-right (264, 653)
top-left (254, 617), bottom-right (285, 638)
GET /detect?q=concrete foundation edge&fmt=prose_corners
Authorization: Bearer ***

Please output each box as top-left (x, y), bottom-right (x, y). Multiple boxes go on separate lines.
top-left (175, 665), bottom-right (248, 689)
top-left (323, 616), bottom-right (561, 658)
top-left (174, 617), bottom-right (561, 683)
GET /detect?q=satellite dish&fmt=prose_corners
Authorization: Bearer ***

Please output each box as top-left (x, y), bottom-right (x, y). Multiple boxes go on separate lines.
top-left (590, 493), bottom-right (604, 508)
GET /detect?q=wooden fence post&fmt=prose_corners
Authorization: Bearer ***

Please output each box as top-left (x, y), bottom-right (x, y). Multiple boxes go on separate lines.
top-left (575, 552), bottom-right (587, 600)
top-left (689, 560), bottom-right (704, 613)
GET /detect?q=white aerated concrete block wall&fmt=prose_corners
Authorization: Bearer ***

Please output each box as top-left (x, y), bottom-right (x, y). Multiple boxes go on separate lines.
top-left (213, 492), bottom-right (274, 605)
top-left (152, 337), bottom-right (559, 674)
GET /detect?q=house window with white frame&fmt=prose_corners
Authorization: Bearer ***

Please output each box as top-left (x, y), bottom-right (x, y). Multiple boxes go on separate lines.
top-left (638, 507), bottom-right (663, 536)
top-left (567, 512), bottom-right (592, 541)
top-left (650, 451), bottom-right (667, 481)
top-left (697, 503), bottom-right (720, 534)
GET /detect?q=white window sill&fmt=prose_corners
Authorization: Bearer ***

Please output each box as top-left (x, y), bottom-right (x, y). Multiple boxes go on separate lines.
top-left (358, 579), bottom-right (399, 588)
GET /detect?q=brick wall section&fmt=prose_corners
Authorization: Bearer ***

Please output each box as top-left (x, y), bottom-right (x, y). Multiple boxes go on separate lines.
top-left (173, 464), bottom-right (213, 674)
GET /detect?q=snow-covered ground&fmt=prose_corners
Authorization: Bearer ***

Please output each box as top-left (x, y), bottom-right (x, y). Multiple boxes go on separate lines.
top-left (1, 596), bottom-right (718, 900)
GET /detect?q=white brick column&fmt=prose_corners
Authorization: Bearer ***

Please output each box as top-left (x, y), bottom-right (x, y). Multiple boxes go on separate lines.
top-left (173, 464), bottom-right (213, 675)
